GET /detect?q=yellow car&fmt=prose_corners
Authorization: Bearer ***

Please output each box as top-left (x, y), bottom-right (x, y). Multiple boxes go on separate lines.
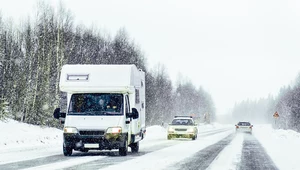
top-left (167, 116), bottom-right (198, 140)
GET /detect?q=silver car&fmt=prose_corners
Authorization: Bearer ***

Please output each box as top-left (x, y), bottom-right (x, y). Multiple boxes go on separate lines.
top-left (235, 121), bottom-right (253, 134)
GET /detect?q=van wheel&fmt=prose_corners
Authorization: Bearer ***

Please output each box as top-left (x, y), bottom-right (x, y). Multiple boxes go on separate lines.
top-left (63, 145), bottom-right (73, 156)
top-left (119, 139), bottom-right (128, 156)
top-left (130, 142), bottom-right (139, 153)
top-left (192, 135), bottom-right (196, 140)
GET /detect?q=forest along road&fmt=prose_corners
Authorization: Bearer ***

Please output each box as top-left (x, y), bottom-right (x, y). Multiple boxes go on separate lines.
top-left (0, 127), bottom-right (242, 170)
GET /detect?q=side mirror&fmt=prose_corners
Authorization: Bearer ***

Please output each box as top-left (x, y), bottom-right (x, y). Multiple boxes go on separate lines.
top-left (53, 108), bottom-right (61, 119)
top-left (53, 108), bottom-right (66, 124)
top-left (132, 108), bottom-right (139, 119)
top-left (126, 108), bottom-right (139, 119)
top-left (126, 112), bottom-right (133, 118)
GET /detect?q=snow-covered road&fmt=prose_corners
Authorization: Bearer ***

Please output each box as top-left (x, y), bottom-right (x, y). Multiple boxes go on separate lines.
top-left (1, 119), bottom-right (299, 170)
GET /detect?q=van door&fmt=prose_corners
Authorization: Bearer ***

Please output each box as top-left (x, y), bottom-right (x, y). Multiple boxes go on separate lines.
top-left (131, 89), bottom-right (140, 137)
top-left (125, 95), bottom-right (132, 143)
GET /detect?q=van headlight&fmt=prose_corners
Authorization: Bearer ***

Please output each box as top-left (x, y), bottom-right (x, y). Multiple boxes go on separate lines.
top-left (64, 127), bottom-right (78, 133)
top-left (106, 127), bottom-right (122, 134)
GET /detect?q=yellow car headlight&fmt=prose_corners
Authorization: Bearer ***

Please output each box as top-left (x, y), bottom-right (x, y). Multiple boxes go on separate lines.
top-left (187, 128), bottom-right (195, 133)
top-left (63, 127), bottom-right (78, 133)
top-left (168, 127), bottom-right (175, 133)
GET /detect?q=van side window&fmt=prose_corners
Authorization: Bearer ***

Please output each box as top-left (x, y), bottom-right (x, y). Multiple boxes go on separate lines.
top-left (135, 89), bottom-right (140, 104)
top-left (125, 95), bottom-right (130, 114)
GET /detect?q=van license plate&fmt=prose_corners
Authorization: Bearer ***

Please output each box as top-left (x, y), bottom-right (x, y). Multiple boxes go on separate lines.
top-left (84, 144), bottom-right (99, 148)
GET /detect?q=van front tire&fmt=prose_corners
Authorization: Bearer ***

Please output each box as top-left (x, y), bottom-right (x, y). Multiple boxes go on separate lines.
top-left (130, 142), bottom-right (139, 153)
top-left (63, 145), bottom-right (73, 156)
top-left (119, 139), bottom-right (128, 156)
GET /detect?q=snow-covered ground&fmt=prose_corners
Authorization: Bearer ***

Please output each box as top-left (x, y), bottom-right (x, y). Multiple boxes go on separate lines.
top-left (0, 119), bottom-right (62, 151)
top-left (254, 125), bottom-right (300, 170)
top-left (0, 119), bottom-right (63, 164)
top-left (207, 124), bottom-right (300, 170)
top-left (207, 133), bottom-right (244, 170)
top-left (1, 119), bottom-right (300, 170)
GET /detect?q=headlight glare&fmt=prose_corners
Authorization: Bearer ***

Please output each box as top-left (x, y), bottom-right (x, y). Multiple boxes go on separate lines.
top-left (168, 127), bottom-right (175, 132)
top-left (107, 127), bottom-right (122, 134)
top-left (187, 128), bottom-right (194, 133)
top-left (64, 127), bottom-right (78, 133)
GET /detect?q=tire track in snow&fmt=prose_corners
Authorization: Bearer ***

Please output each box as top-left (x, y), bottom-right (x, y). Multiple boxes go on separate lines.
top-left (238, 134), bottom-right (279, 170)
top-left (206, 133), bottom-right (244, 170)
top-left (0, 155), bottom-right (66, 170)
top-left (62, 141), bottom-right (178, 170)
top-left (65, 128), bottom-right (233, 170)
top-left (198, 127), bottom-right (233, 137)
top-left (0, 128), bottom-right (232, 170)
top-left (167, 133), bottom-right (235, 170)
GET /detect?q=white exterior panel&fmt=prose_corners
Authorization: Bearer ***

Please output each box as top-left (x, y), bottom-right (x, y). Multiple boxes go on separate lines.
top-left (60, 64), bottom-right (141, 93)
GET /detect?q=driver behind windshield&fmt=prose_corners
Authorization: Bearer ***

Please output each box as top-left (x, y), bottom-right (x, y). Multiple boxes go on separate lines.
top-left (69, 94), bottom-right (123, 115)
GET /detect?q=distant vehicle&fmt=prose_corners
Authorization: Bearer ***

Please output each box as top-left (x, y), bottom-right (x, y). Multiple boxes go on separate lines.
top-left (167, 116), bottom-right (198, 140)
top-left (53, 64), bottom-right (146, 156)
top-left (235, 121), bottom-right (253, 134)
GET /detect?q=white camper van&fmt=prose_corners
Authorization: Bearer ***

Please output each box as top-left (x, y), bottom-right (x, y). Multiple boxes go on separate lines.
top-left (53, 64), bottom-right (146, 156)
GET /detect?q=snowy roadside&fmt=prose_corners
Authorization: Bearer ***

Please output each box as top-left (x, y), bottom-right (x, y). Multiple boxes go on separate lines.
top-left (254, 125), bottom-right (300, 170)
top-left (0, 119), bottom-right (63, 152)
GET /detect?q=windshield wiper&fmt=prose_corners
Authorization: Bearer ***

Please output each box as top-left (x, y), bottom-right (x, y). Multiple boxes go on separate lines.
top-left (67, 111), bottom-right (121, 115)
top-left (84, 111), bottom-right (98, 115)
top-left (68, 111), bottom-right (81, 115)
top-left (101, 111), bottom-right (122, 115)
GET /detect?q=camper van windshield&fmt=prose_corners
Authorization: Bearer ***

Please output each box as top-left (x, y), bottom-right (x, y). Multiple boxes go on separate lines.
top-left (68, 93), bottom-right (123, 115)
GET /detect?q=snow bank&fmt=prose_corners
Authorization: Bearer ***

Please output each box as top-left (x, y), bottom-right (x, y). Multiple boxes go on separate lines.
top-left (144, 125), bottom-right (167, 140)
top-left (254, 124), bottom-right (300, 170)
top-left (0, 119), bottom-right (62, 151)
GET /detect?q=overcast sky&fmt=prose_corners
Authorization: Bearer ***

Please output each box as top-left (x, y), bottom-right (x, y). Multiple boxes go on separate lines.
top-left (1, 0), bottom-right (300, 114)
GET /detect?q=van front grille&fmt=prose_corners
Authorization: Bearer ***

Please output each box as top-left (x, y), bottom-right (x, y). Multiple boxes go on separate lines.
top-left (79, 130), bottom-right (105, 136)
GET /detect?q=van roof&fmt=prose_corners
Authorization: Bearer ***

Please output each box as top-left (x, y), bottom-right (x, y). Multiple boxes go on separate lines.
top-left (59, 64), bottom-right (145, 93)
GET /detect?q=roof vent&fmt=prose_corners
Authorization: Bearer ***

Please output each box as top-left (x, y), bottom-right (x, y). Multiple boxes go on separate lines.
top-left (67, 74), bottom-right (89, 81)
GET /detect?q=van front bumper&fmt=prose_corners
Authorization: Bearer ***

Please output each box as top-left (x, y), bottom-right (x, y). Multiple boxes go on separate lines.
top-left (63, 132), bottom-right (127, 150)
